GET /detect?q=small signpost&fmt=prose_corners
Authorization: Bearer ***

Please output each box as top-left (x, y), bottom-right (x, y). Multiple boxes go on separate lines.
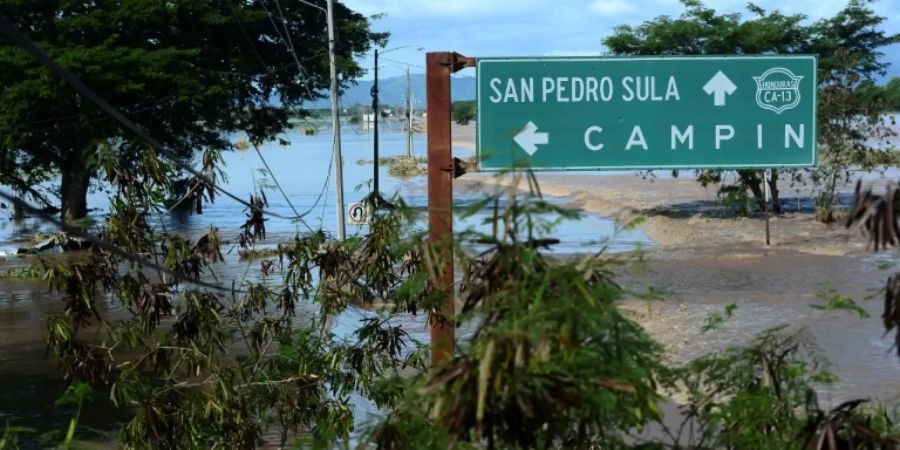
top-left (348, 202), bottom-right (368, 225)
top-left (477, 56), bottom-right (817, 171)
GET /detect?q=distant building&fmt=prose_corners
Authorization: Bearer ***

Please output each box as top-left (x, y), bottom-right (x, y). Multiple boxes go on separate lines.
top-left (362, 113), bottom-right (375, 130)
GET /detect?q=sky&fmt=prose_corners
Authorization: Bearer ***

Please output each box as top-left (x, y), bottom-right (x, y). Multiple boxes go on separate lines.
top-left (344, 0), bottom-right (900, 82)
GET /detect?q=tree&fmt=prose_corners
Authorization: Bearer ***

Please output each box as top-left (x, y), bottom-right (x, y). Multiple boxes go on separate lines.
top-left (807, 2), bottom-right (899, 222)
top-left (855, 77), bottom-right (900, 112)
top-left (452, 100), bottom-right (476, 125)
top-left (0, 0), bottom-right (385, 221)
top-left (887, 77), bottom-right (900, 111)
top-left (603, 0), bottom-right (898, 218)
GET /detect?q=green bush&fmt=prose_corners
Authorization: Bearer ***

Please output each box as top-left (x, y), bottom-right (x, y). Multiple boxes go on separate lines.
top-left (452, 101), bottom-right (476, 125)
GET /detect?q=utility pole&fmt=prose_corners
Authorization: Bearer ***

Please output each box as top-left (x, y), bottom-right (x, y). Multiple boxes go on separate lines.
top-left (326, 0), bottom-right (345, 240)
top-left (406, 66), bottom-right (413, 158)
top-left (372, 45), bottom-right (419, 193)
top-left (372, 49), bottom-right (380, 195)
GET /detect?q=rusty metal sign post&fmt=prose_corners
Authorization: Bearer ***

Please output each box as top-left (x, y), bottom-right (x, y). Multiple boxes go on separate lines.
top-left (426, 52), bottom-right (474, 366)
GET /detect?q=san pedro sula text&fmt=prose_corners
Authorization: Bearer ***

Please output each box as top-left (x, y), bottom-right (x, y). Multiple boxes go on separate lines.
top-left (486, 75), bottom-right (681, 104)
top-left (487, 76), bottom-right (808, 151)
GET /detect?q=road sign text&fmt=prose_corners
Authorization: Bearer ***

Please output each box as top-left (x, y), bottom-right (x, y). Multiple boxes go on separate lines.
top-left (477, 56), bottom-right (817, 171)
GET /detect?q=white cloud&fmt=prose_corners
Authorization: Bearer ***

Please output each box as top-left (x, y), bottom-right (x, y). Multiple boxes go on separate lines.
top-left (347, 0), bottom-right (899, 81)
top-left (589, 0), bottom-right (636, 15)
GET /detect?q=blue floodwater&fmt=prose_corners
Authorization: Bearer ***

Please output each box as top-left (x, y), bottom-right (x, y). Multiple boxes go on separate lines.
top-left (0, 125), bottom-right (652, 255)
top-left (0, 125), bottom-right (652, 447)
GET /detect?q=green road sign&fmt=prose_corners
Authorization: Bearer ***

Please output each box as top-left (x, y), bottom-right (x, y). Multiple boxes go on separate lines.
top-left (476, 56), bottom-right (817, 171)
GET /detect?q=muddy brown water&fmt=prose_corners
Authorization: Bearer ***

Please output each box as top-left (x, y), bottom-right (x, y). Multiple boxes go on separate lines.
top-left (0, 272), bottom-right (123, 447)
top-left (0, 249), bottom-right (467, 448)
top-left (2, 127), bottom-right (899, 446)
top-left (4, 247), bottom-right (900, 448)
top-left (624, 247), bottom-right (900, 406)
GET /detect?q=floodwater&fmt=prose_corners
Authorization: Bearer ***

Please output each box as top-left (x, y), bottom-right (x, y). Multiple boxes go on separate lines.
top-left (0, 126), bottom-right (651, 447)
top-left (2, 118), bottom-right (899, 447)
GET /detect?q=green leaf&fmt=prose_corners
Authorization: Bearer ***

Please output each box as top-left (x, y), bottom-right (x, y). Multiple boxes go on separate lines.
top-left (813, 287), bottom-right (870, 318)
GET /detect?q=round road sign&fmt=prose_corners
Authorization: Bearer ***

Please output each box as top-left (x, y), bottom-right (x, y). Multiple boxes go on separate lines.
top-left (348, 202), bottom-right (367, 225)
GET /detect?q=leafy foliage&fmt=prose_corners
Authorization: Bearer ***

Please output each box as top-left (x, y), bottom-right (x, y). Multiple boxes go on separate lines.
top-left (362, 176), bottom-right (663, 449)
top-left (30, 139), bottom-right (430, 447)
top-left (856, 78), bottom-right (900, 113)
top-left (845, 180), bottom-right (900, 355)
top-left (813, 285), bottom-right (871, 318)
top-left (0, 0), bottom-right (386, 220)
top-left (661, 327), bottom-right (900, 450)
top-left (701, 303), bottom-right (737, 333)
top-left (604, 0), bottom-right (900, 220)
top-left (452, 101), bottom-right (476, 125)
top-left (13, 154), bottom-right (900, 449)
top-left (717, 184), bottom-right (755, 216)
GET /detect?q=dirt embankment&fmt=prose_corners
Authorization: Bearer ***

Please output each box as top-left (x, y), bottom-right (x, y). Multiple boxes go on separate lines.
top-left (458, 169), bottom-right (873, 257)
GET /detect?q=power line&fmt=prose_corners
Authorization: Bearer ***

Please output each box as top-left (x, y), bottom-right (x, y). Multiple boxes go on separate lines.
top-left (260, 0), bottom-right (321, 101)
top-left (13, 100), bottom-right (176, 136)
top-left (251, 143), bottom-right (317, 233)
top-left (237, 3), bottom-right (334, 232)
top-left (254, 5), bottom-right (342, 226)
top-left (9, 59), bottom-right (306, 135)
top-left (11, 97), bottom-right (172, 129)
top-left (7, 7), bottom-right (330, 236)
top-left (0, 13), bottom-right (306, 223)
top-left (310, 145), bottom-right (334, 225)
top-left (380, 56), bottom-right (425, 70)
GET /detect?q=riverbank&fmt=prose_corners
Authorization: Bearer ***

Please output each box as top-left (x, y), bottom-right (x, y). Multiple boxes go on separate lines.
top-left (452, 122), bottom-right (900, 405)
top-left (459, 170), bottom-right (870, 256)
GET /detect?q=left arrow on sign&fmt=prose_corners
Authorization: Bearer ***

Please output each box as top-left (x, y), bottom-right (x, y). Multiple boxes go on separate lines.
top-left (514, 121), bottom-right (549, 156)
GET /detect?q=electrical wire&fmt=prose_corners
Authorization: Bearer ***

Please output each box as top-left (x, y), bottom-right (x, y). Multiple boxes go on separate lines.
top-left (1, 9), bottom-right (338, 236)
top-left (251, 143), bottom-right (315, 233)
top-left (310, 144), bottom-right (334, 224)
top-left (0, 13), bottom-right (307, 222)
top-left (380, 56), bottom-right (425, 70)
top-left (0, 10), bottom-right (352, 292)
top-left (247, 0), bottom-right (337, 230)
top-left (11, 97), bottom-right (174, 130)
top-left (260, 0), bottom-right (320, 102)
top-left (9, 60), bottom-right (304, 135)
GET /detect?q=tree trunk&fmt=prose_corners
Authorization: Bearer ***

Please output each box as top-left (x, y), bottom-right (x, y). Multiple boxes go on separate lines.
top-left (737, 170), bottom-right (766, 212)
top-left (12, 195), bottom-right (26, 220)
top-left (767, 170), bottom-right (781, 214)
top-left (747, 178), bottom-right (765, 211)
top-left (60, 155), bottom-right (91, 223)
top-left (816, 169), bottom-right (840, 224)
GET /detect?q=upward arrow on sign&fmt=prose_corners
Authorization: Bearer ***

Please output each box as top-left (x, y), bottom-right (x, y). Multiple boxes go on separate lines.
top-left (703, 71), bottom-right (737, 106)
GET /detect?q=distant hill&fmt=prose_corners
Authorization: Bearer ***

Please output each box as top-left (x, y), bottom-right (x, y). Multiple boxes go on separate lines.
top-left (306, 74), bottom-right (475, 109)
